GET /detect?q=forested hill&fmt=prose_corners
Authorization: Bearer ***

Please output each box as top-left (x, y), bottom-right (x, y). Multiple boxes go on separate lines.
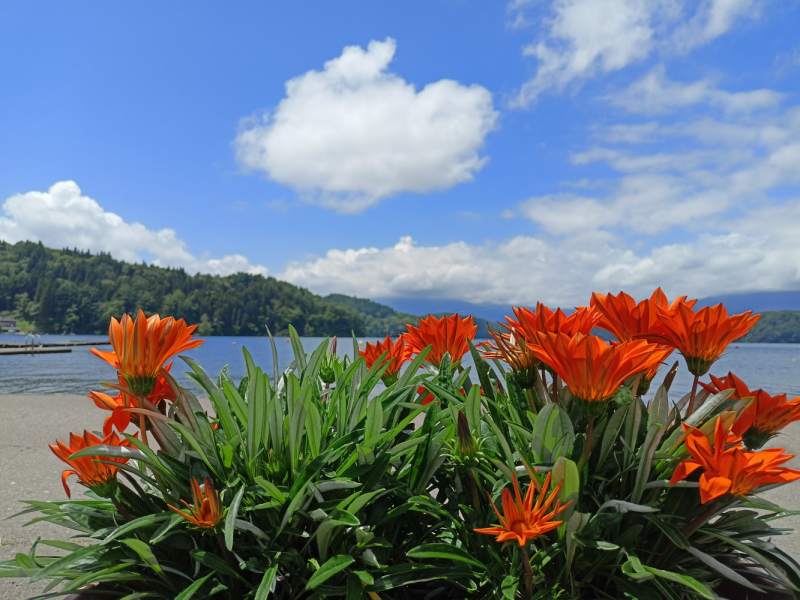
top-left (0, 240), bottom-right (495, 337)
top-left (0, 241), bottom-right (369, 337)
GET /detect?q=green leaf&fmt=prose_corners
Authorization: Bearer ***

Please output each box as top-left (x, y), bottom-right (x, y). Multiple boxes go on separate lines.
top-left (174, 573), bottom-right (214, 600)
top-left (531, 403), bottom-right (574, 463)
top-left (468, 339), bottom-right (496, 402)
top-left (597, 500), bottom-right (658, 514)
top-left (598, 404), bottom-right (628, 466)
top-left (622, 561), bottom-right (712, 599)
top-left (501, 575), bottom-right (519, 600)
top-left (255, 557), bottom-right (281, 600)
top-left (407, 543), bottom-right (487, 569)
top-left (572, 536), bottom-right (619, 550)
top-left (686, 546), bottom-right (760, 591)
top-left (684, 389), bottom-right (735, 428)
top-left (347, 574), bottom-right (365, 600)
top-left (368, 566), bottom-right (471, 592)
top-left (552, 457), bottom-right (580, 537)
top-left (255, 477), bottom-right (286, 503)
top-left (225, 484), bottom-right (246, 550)
top-left (306, 555), bottom-right (355, 590)
top-left (364, 396), bottom-right (383, 442)
top-left (182, 356), bottom-right (240, 440)
top-left (465, 384), bottom-right (482, 435)
top-left (190, 550), bottom-right (246, 582)
top-left (120, 538), bottom-right (162, 574)
top-left (288, 324), bottom-right (307, 370)
top-left (397, 346), bottom-right (430, 388)
top-left (353, 571), bottom-right (374, 585)
top-left (703, 530), bottom-right (798, 591)
top-left (642, 514), bottom-right (687, 550)
top-left (103, 513), bottom-right (172, 544)
top-left (632, 422), bottom-right (666, 504)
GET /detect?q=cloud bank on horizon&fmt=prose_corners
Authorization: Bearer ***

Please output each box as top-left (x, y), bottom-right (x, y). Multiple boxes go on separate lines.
top-left (3, 0), bottom-right (799, 308)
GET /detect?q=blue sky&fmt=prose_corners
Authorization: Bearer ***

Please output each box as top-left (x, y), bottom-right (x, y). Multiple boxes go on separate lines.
top-left (1, 0), bottom-right (799, 307)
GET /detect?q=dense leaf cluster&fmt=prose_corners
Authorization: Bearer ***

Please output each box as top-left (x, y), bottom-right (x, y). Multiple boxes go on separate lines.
top-left (4, 333), bottom-right (800, 599)
top-left (0, 241), bottom-right (368, 336)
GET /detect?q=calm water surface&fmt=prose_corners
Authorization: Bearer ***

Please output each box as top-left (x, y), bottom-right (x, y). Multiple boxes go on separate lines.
top-left (2, 334), bottom-right (799, 402)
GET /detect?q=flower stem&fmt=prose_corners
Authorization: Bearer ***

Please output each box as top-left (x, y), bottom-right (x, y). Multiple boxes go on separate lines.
top-left (687, 374), bottom-right (700, 417)
top-left (467, 469), bottom-right (481, 510)
top-left (520, 545), bottom-right (534, 599)
top-left (112, 498), bottom-right (133, 522)
top-left (577, 418), bottom-right (595, 472)
top-left (139, 413), bottom-right (149, 446)
top-left (525, 389), bottom-right (538, 414)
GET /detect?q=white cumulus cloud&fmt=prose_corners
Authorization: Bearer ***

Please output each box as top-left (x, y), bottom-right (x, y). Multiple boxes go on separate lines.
top-left (0, 181), bottom-right (268, 277)
top-left (234, 38), bottom-right (498, 212)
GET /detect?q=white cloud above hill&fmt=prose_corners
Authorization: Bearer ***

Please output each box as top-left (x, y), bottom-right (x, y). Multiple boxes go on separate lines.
top-left (234, 38), bottom-right (498, 212)
top-left (0, 181), bottom-right (268, 277)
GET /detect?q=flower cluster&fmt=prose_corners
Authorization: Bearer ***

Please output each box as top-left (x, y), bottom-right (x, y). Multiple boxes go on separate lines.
top-left (51, 310), bottom-right (203, 500)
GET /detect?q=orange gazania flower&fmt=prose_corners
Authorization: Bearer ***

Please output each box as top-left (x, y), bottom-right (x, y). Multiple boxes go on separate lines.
top-left (670, 416), bottom-right (800, 503)
top-left (360, 334), bottom-right (412, 385)
top-left (702, 372), bottom-right (800, 449)
top-left (89, 363), bottom-right (177, 436)
top-left (591, 289), bottom-right (694, 384)
top-left (91, 310), bottom-right (204, 397)
top-left (50, 430), bottom-right (137, 498)
top-left (591, 288), bottom-right (696, 341)
top-left (507, 304), bottom-right (600, 342)
top-left (479, 326), bottom-right (538, 388)
top-left (168, 477), bottom-right (223, 530)
top-left (474, 473), bottom-right (570, 546)
top-left (405, 314), bottom-right (477, 367)
top-left (643, 304), bottom-right (760, 376)
top-left (527, 332), bottom-right (672, 416)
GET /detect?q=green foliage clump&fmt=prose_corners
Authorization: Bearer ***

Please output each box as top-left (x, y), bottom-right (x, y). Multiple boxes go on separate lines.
top-left (4, 331), bottom-right (800, 600)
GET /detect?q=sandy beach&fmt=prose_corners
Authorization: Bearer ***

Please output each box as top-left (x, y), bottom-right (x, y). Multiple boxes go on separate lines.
top-left (2, 394), bottom-right (800, 599)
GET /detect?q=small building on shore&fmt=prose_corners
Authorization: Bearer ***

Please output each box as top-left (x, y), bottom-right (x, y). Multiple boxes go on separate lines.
top-left (0, 317), bottom-right (21, 333)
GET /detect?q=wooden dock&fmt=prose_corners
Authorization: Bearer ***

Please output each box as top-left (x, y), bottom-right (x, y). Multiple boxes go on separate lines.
top-left (0, 346), bottom-right (73, 355)
top-left (0, 339), bottom-right (109, 355)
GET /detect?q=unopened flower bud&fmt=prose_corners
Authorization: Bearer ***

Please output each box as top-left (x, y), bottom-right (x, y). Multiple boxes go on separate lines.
top-left (455, 411), bottom-right (479, 467)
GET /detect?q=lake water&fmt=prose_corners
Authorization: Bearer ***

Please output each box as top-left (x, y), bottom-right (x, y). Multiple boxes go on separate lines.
top-left (2, 334), bottom-right (800, 402)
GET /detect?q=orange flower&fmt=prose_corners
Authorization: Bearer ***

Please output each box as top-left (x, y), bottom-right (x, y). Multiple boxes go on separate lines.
top-left (702, 372), bottom-right (800, 449)
top-left (591, 288), bottom-right (696, 341)
top-left (89, 363), bottom-right (177, 436)
top-left (168, 477), bottom-right (223, 530)
top-left (527, 332), bottom-right (672, 416)
top-left (591, 289), bottom-right (694, 386)
top-left (50, 430), bottom-right (137, 498)
top-left (507, 304), bottom-right (600, 341)
top-left (474, 473), bottom-right (570, 546)
top-left (670, 416), bottom-right (800, 503)
top-left (479, 326), bottom-right (538, 388)
top-left (405, 314), bottom-right (477, 367)
top-left (91, 310), bottom-right (203, 397)
top-left (360, 334), bottom-right (412, 385)
top-left (642, 304), bottom-right (759, 376)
